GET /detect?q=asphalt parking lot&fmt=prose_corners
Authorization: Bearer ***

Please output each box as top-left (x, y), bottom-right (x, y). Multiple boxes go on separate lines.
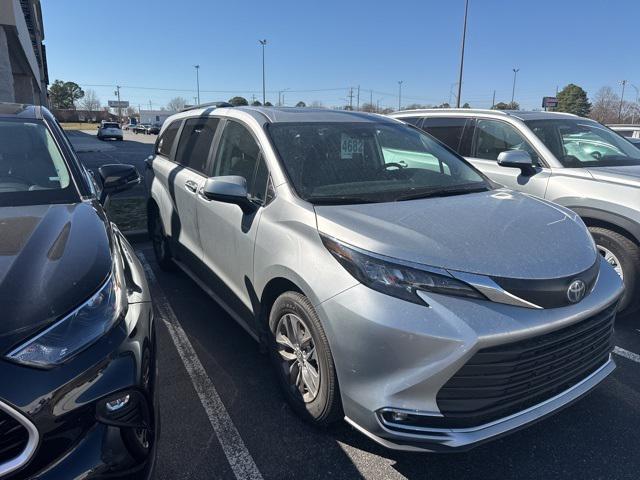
top-left (75, 133), bottom-right (640, 480)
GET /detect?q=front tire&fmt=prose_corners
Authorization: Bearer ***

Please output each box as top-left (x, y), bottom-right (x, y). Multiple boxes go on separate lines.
top-left (589, 226), bottom-right (640, 312)
top-left (149, 207), bottom-right (174, 271)
top-left (268, 292), bottom-right (342, 426)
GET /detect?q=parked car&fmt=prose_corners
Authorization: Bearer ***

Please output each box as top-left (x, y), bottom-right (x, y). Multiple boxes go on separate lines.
top-left (134, 124), bottom-right (151, 134)
top-left (97, 121), bottom-right (123, 140)
top-left (147, 124), bottom-right (161, 135)
top-left (123, 122), bottom-right (137, 131)
top-left (0, 103), bottom-right (157, 478)
top-left (147, 106), bottom-right (622, 452)
top-left (608, 124), bottom-right (640, 139)
top-left (391, 109), bottom-right (640, 311)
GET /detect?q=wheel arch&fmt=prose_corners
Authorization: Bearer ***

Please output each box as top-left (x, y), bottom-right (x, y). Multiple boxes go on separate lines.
top-left (570, 206), bottom-right (640, 246)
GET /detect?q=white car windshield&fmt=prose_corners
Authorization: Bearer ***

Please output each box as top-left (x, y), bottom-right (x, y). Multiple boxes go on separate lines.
top-left (268, 122), bottom-right (488, 204)
top-left (525, 119), bottom-right (640, 167)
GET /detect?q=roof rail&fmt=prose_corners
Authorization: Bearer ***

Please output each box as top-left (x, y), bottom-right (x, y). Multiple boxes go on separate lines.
top-left (180, 101), bottom-right (233, 112)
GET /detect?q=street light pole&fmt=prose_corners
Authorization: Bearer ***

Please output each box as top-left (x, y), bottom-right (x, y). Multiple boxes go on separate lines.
top-left (511, 68), bottom-right (519, 106)
top-left (194, 65), bottom-right (200, 105)
top-left (398, 80), bottom-right (403, 110)
top-left (456, 0), bottom-right (469, 108)
top-left (259, 39), bottom-right (267, 104)
top-left (114, 85), bottom-right (121, 122)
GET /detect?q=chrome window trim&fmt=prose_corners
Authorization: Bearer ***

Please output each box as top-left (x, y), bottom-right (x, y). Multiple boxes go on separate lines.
top-left (0, 400), bottom-right (39, 477)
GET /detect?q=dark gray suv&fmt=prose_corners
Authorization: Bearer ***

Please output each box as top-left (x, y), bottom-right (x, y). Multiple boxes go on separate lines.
top-left (392, 109), bottom-right (640, 311)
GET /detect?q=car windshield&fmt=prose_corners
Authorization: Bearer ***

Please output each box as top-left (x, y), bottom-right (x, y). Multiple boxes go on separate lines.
top-left (525, 118), bottom-right (640, 168)
top-left (103, 123), bottom-right (119, 129)
top-left (268, 122), bottom-right (488, 204)
top-left (0, 119), bottom-right (77, 206)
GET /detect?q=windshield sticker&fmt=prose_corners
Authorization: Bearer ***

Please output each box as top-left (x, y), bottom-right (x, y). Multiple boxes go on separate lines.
top-left (341, 134), bottom-right (364, 159)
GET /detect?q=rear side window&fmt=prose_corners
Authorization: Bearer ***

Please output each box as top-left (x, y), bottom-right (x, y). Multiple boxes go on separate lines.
top-left (174, 117), bottom-right (220, 174)
top-left (156, 120), bottom-right (181, 157)
top-left (421, 117), bottom-right (471, 155)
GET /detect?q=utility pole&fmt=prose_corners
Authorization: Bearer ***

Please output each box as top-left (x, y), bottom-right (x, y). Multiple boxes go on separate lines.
top-left (356, 85), bottom-right (360, 111)
top-left (348, 87), bottom-right (354, 110)
top-left (398, 80), bottom-right (403, 110)
top-left (194, 65), bottom-right (200, 105)
top-left (511, 68), bottom-right (519, 106)
top-left (114, 85), bottom-right (121, 122)
top-left (370, 90), bottom-right (373, 110)
top-left (138, 104), bottom-right (141, 123)
top-left (619, 80), bottom-right (627, 122)
top-left (259, 39), bottom-right (267, 104)
top-left (491, 90), bottom-right (496, 109)
top-left (456, 0), bottom-right (469, 108)
top-left (376, 99), bottom-right (380, 113)
top-left (149, 100), bottom-right (152, 111)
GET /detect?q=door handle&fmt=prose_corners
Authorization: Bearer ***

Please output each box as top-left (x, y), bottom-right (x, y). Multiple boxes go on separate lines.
top-left (184, 180), bottom-right (198, 193)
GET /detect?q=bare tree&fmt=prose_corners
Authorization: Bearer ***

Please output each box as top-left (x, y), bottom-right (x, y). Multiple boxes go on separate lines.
top-left (310, 100), bottom-right (324, 108)
top-left (590, 87), bottom-right (620, 124)
top-left (167, 96), bottom-right (187, 112)
top-left (360, 102), bottom-right (377, 113)
top-left (80, 89), bottom-right (100, 114)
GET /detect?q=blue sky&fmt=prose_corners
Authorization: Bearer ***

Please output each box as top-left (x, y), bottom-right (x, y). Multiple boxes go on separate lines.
top-left (41, 0), bottom-right (640, 110)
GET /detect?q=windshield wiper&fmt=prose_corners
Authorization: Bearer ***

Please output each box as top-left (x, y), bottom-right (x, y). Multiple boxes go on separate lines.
top-left (307, 195), bottom-right (378, 205)
top-left (395, 184), bottom-right (488, 201)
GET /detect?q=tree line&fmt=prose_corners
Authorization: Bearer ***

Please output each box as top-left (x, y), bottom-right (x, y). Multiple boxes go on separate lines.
top-left (48, 79), bottom-right (640, 124)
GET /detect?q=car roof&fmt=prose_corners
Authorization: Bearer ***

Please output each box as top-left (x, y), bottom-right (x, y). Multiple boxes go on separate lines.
top-left (171, 105), bottom-right (397, 125)
top-left (0, 102), bottom-right (41, 119)
top-left (390, 108), bottom-right (581, 121)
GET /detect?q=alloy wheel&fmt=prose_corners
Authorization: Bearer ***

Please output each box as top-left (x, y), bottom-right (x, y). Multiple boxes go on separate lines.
top-left (275, 313), bottom-right (320, 403)
top-left (597, 244), bottom-right (623, 279)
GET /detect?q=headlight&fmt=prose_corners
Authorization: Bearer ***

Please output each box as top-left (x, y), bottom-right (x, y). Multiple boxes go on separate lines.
top-left (321, 236), bottom-right (485, 305)
top-left (7, 273), bottom-right (126, 367)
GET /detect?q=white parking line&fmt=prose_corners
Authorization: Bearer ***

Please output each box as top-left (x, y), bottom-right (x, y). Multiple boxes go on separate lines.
top-left (138, 252), bottom-right (263, 480)
top-left (614, 346), bottom-right (640, 364)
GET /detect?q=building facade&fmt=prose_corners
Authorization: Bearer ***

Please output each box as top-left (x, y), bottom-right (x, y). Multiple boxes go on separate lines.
top-left (0, 0), bottom-right (48, 105)
top-left (139, 109), bottom-right (177, 125)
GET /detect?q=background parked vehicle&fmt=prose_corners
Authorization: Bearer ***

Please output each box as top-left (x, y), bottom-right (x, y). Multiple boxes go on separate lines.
top-left (391, 109), bottom-right (640, 312)
top-left (97, 120), bottom-right (123, 140)
top-left (147, 123), bottom-right (161, 135)
top-left (608, 124), bottom-right (640, 139)
top-left (134, 124), bottom-right (151, 134)
top-left (146, 105), bottom-right (622, 452)
top-left (0, 103), bottom-right (156, 479)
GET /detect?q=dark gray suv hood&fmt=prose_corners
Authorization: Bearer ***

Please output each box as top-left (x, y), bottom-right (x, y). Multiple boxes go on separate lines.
top-left (0, 202), bottom-right (112, 353)
top-left (315, 189), bottom-right (597, 279)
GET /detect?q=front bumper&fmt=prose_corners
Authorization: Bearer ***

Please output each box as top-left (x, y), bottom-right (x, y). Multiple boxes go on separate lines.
top-left (0, 236), bottom-right (157, 479)
top-left (316, 256), bottom-right (623, 452)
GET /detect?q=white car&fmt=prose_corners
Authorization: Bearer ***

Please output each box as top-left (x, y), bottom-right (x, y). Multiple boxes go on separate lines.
top-left (608, 124), bottom-right (640, 139)
top-left (97, 121), bottom-right (123, 141)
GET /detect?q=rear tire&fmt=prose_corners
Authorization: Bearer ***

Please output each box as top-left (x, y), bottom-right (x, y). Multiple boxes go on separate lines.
top-left (268, 292), bottom-right (342, 426)
top-left (149, 207), bottom-right (174, 271)
top-left (589, 226), bottom-right (640, 312)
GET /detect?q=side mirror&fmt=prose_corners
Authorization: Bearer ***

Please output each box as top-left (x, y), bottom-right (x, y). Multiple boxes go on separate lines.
top-left (201, 175), bottom-right (256, 214)
top-left (98, 164), bottom-right (141, 203)
top-left (97, 125), bottom-right (100, 129)
top-left (497, 150), bottom-right (536, 176)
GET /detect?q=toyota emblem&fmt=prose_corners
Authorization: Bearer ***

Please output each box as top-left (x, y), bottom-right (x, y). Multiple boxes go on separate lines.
top-left (567, 279), bottom-right (586, 303)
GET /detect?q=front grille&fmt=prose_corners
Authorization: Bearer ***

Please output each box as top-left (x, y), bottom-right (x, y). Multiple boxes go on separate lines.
top-left (0, 409), bottom-right (30, 466)
top-left (437, 304), bottom-right (616, 428)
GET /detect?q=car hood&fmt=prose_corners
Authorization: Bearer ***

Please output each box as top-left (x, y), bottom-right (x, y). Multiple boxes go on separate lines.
top-left (586, 165), bottom-right (640, 186)
top-left (315, 189), bottom-right (597, 279)
top-left (0, 202), bottom-right (112, 353)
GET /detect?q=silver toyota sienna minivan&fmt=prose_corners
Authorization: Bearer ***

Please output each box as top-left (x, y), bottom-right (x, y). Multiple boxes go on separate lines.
top-left (147, 106), bottom-right (624, 451)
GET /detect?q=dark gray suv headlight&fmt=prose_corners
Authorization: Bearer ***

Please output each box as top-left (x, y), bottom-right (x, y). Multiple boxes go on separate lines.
top-left (321, 236), bottom-right (485, 305)
top-left (7, 272), bottom-right (126, 368)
